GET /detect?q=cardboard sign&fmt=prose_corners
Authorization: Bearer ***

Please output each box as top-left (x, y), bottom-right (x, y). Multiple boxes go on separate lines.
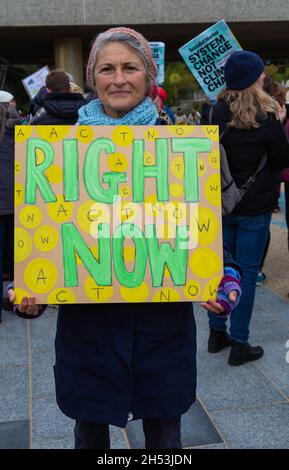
top-left (149, 42), bottom-right (165, 85)
top-left (179, 20), bottom-right (242, 101)
top-left (22, 66), bottom-right (49, 99)
top-left (14, 125), bottom-right (223, 304)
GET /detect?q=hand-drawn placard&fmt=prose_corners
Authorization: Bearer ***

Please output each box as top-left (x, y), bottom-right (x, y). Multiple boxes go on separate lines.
top-left (179, 19), bottom-right (242, 101)
top-left (14, 125), bottom-right (223, 304)
top-left (22, 66), bottom-right (49, 99)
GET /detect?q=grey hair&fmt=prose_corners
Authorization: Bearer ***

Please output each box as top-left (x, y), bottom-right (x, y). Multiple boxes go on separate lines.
top-left (87, 31), bottom-right (155, 92)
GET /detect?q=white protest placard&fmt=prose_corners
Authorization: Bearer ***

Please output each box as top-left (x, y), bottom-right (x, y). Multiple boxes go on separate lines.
top-left (149, 42), bottom-right (165, 85)
top-left (22, 66), bottom-right (49, 99)
top-left (179, 20), bottom-right (242, 101)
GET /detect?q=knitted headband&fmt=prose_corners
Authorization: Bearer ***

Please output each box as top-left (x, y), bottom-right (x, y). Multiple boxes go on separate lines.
top-left (86, 27), bottom-right (158, 92)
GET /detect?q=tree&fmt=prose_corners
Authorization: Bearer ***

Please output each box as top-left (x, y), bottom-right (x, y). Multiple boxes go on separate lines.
top-left (169, 72), bottom-right (181, 103)
top-left (164, 62), bottom-right (200, 106)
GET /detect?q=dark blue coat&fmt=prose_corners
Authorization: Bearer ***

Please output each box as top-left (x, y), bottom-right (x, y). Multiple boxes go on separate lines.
top-left (54, 251), bottom-right (237, 428)
top-left (54, 301), bottom-right (196, 427)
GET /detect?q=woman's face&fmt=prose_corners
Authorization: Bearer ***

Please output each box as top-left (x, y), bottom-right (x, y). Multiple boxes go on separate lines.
top-left (94, 42), bottom-right (147, 118)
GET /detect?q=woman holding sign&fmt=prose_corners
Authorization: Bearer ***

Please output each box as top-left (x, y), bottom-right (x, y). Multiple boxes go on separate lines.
top-left (11, 27), bottom-right (241, 449)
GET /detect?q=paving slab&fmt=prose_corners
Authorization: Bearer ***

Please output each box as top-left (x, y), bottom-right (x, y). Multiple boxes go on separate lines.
top-left (0, 366), bottom-right (29, 421)
top-left (254, 339), bottom-right (289, 399)
top-left (32, 437), bottom-right (73, 449)
top-left (29, 310), bottom-right (57, 352)
top-left (0, 309), bottom-right (28, 337)
top-left (188, 443), bottom-right (227, 449)
top-left (125, 401), bottom-right (223, 449)
top-left (32, 397), bottom-right (74, 442)
top-left (0, 420), bottom-right (29, 449)
top-left (0, 334), bottom-right (28, 368)
top-left (249, 304), bottom-right (289, 343)
top-left (255, 287), bottom-right (289, 326)
top-left (210, 402), bottom-right (289, 448)
top-left (196, 350), bottom-right (284, 411)
top-left (111, 430), bottom-right (130, 449)
top-left (31, 349), bottom-right (56, 398)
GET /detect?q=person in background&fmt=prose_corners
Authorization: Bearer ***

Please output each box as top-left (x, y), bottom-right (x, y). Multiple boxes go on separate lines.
top-left (31, 69), bottom-right (85, 125)
top-left (10, 27), bottom-right (241, 449)
top-left (70, 82), bottom-right (85, 96)
top-left (157, 86), bottom-right (175, 124)
top-left (28, 85), bottom-right (48, 119)
top-left (0, 91), bottom-right (21, 323)
top-left (187, 107), bottom-right (201, 125)
top-left (282, 119), bottom-right (289, 267)
top-left (285, 79), bottom-right (289, 114)
top-left (256, 75), bottom-right (287, 285)
top-left (207, 51), bottom-right (289, 366)
top-left (200, 98), bottom-right (212, 124)
top-left (174, 107), bottom-right (187, 124)
top-left (83, 81), bottom-right (97, 103)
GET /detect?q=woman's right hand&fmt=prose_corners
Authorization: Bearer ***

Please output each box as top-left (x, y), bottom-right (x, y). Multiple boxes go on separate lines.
top-left (8, 289), bottom-right (43, 317)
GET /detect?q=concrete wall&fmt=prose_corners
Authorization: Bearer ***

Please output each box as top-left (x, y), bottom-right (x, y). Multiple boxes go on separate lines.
top-left (0, 0), bottom-right (288, 26)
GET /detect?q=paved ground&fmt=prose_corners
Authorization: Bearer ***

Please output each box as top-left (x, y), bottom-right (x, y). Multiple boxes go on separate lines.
top-left (1, 194), bottom-right (289, 449)
top-left (263, 185), bottom-right (288, 300)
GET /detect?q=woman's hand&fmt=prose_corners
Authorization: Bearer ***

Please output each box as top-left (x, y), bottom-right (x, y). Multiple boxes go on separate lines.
top-left (201, 290), bottom-right (239, 314)
top-left (8, 289), bottom-right (43, 317)
top-left (201, 266), bottom-right (241, 316)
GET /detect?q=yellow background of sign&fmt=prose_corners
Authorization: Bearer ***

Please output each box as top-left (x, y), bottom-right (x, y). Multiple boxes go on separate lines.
top-left (14, 125), bottom-right (223, 304)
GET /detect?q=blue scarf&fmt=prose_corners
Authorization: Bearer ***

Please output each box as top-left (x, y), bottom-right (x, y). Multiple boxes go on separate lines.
top-left (77, 96), bottom-right (158, 126)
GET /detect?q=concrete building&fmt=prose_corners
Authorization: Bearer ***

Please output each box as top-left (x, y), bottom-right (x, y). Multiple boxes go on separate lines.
top-left (0, 1), bottom-right (288, 89)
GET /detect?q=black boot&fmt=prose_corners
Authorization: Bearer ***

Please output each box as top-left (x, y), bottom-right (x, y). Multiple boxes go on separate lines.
top-left (208, 328), bottom-right (231, 353)
top-left (228, 341), bottom-right (264, 366)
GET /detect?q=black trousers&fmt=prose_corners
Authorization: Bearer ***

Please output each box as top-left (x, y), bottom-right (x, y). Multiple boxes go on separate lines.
top-left (74, 417), bottom-right (182, 449)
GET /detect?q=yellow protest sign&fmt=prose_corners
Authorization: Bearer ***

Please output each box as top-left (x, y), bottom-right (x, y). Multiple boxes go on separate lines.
top-left (14, 125), bottom-right (223, 304)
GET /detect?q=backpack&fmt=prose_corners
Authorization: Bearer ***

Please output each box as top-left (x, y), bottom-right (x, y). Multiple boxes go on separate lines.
top-left (208, 106), bottom-right (267, 216)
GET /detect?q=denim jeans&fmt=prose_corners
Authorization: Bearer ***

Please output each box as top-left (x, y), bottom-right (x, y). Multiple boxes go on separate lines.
top-left (0, 214), bottom-right (14, 319)
top-left (208, 212), bottom-right (272, 343)
top-left (74, 416), bottom-right (182, 449)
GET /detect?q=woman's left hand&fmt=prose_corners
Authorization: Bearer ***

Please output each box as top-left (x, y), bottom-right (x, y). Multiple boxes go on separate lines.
top-left (201, 266), bottom-right (241, 316)
top-left (201, 290), bottom-right (239, 314)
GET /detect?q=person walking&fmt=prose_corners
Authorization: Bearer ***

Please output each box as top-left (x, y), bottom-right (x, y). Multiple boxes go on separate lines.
top-left (207, 51), bottom-right (289, 366)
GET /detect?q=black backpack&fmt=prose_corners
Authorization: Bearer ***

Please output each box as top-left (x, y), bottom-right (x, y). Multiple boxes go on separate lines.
top-left (208, 106), bottom-right (267, 216)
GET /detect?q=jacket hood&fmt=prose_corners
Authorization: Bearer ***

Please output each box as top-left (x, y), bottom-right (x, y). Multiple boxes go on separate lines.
top-left (42, 92), bottom-right (85, 119)
top-left (33, 86), bottom-right (48, 106)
